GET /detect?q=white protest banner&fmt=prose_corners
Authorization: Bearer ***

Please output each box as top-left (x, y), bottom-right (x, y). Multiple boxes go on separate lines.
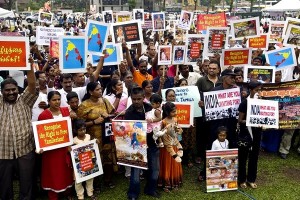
top-left (246, 98), bottom-right (279, 129)
top-left (71, 140), bottom-right (103, 183)
top-left (162, 86), bottom-right (202, 117)
top-left (36, 26), bottom-right (64, 45)
top-left (206, 149), bottom-right (238, 193)
top-left (203, 88), bottom-right (241, 121)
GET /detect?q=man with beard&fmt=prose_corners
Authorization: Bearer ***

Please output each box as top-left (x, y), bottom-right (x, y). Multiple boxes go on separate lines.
top-left (0, 59), bottom-right (38, 200)
top-left (130, 58), bottom-right (153, 87)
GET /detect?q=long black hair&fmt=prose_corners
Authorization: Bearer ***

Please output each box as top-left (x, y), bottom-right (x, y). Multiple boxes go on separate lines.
top-left (106, 79), bottom-right (120, 96)
top-left (82, 82), bottom-right (100, 101)
top-left (47, 91), bottom-right (61, 102)
top-left (162, 101), bottom-right (176, 119)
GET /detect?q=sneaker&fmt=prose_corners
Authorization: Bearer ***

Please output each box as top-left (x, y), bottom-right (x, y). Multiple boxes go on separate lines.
top-left (279, 153), bottom-right (287, 159)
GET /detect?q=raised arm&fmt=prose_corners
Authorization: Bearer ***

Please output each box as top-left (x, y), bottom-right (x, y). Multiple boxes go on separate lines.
top-left (91, 49), bottom-right (106, 82)
top-left (27, 58), bottom-right (37, 94)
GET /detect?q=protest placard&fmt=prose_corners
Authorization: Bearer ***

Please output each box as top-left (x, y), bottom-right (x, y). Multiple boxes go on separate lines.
top-left (244, 65), bottom-right (276, 83)
top-left (36, 26), bottom-right (64, 45)
top-left (230, 17), bottom-right (260, 39)
top-left (49, 39), bottom-right (59, 58)
top-left (283, 24), bottom-right (300, 48)
top-left (111, 21), bottom-right (143, 45)
top-left (172, 45), bottom-right (185, 65)
top-left (247, 34), bottom-right (269, 50)
top-left (196, 12), bottom-right (226, 31)
top-left (173, 102), bottom-right (194, 128)
top-left (38, 12), bottom-right (53, 23)
top-left (268, 21), bottom-right (285, 43)
top-left (0, 37), bottom-right (30, 70)
top-left (90, 43), bottom-right (122, 66)
top-left (206, 27), bottom-right (229, 56)
top-left (185, 34), bottom-right (207, 65)
top-left (260, 80), bottom-right (300, 129)
top-left (116, 12), bottom-right (132, 22)
top-left (246, 98), bottom-right (279, 129)
top-left (206, 149), bottom-right (238, 193)
top-left (71, 140), bottom-right (103, 183)
top-left (32, 117), bottom-right (73, 152)
top-left (221, 48), bottom-right (252, 70)
top-left (282, 17), bottom-right (300, 36)
top-left (152, 12), bottom-right (165, 31)
top-left (265, 46), bottom-right (297, 70)
top-left (86, 20), bottom-right (110, 55)
top-left (112, 120), bottom-right (148, 169)
top-left (158, 45), bottom-right (172, 65)
top-left (203, 88), bottom-right (241, 121)
top-left (133, 9), bottom-right (144, 23)
top-left (59, 36), bottom-right (87, 73)
top-left (102, 10), bottom-right (113, 23)
top-left (141, 12), bottom-right (152, 29)
top-left (178, 10), bottom-right (193, 30)
top-left (162, 86), bottom-right (202, 117)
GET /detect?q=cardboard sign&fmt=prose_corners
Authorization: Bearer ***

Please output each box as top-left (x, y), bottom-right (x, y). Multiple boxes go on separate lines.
top-left (197, 12), bottom-right (226, 31)
top-left (86, 20), bottom-right (110, 55)
top-left (36, 26), bottom-right (64, 45)
top-left (38, 12), bottom-right (53, 23)
top-left (261, 80), bottom-right (300, 129)
top-left (102, 10), bottom-right (114, 23)
top-left (230, 17), bottom-right (260, 39)
top-left (283, 24), bottom-right (300, 48)
top-left (71, 140), bottom-right (103, 183)
top-left (112, 120), bottom-right (148, 169)
top-left (172, 45), bottom-right (185, 65)
top-left (244, 65), bottom-right (276, 83)
top-left (265, 46), bottom-right (297, 70)
top-left (158, 45), bottom-right (172, 65)
top-left (59, 36), bottom-right (88, 73)
top-left (248, 34), bottom-right (269, 50)
top-left (116, 12), bottom-right (132, 22)
top-left (162, 86), bottom-right (202, 117)
top-left (90, 43), bottom-right (122, 66)
top-left (173, 102), bottom-right (194, 128)
top-left (206, 27), bottom-right (229, 56)
top-left (133, 9), bottom-right (144, 24)
top-left (246, 98), bottom-right (279, 129)
top-left (206, 149), bottom-right (238, 193)
top-left (0, 37), bottom-right (30, 70)
top-left (178, 10), bottom-right (194, 30)
top-left (32, 117), bottom-right (73, 152)
top-left (185, 34), bottom-right (207, 65)
top-left (203, 88), bottom-right (241, 121)
top-left (282, 17), bottom-right (300, 36)
top-left (221, 48), bottom-right (252, 69)
top-left (141, 12), bottom-right (153, 29)
top-left (152, 12), bottom-right (165, 31)
top-left (268, 21), bottom-right (285, 43)
top-left (111, 21), bottom-right (143, 45)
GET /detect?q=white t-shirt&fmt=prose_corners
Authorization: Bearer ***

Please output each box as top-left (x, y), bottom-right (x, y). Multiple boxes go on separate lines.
top-left (32, 92), bottom-right (48, 122)
top-left (211, 139), bottom-right (229, 150)
top-left (73, 134), bottom-right (91, 145)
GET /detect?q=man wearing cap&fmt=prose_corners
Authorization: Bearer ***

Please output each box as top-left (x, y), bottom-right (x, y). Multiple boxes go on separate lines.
top-left (210, 68), bottom-right (239, 148)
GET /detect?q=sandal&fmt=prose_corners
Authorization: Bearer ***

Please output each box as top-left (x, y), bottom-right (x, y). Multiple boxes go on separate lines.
top-left (88, 195), bottom-right (97, 200)
top-left (248, 182), bottom-right (257, 189)
top-left (240, 182), bottom-right (247, 189)
top-left (163, 187), bottom-right (170, 193)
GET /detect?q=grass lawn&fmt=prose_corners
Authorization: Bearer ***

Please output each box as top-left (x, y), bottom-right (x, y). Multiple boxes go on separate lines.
top-left (14, 150), bottom-right (300, 200)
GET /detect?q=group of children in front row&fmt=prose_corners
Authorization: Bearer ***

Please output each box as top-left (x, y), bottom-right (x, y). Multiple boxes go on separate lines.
top-left (71, 93), bottom-right (229, 198)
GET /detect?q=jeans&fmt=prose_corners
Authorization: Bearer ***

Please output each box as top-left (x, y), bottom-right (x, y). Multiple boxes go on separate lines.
top-left (0, 151), bottom-right (35, 200)
top-left (127, 143), bottom-right (159, 199)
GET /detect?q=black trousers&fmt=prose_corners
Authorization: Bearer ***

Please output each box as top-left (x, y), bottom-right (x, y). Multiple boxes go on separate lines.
top-left (195, 117), bottom-right (211, 160)
top-left (0, 151), bottom-right (36, 200)
top-left (238, 128), bottom-right (262, 183)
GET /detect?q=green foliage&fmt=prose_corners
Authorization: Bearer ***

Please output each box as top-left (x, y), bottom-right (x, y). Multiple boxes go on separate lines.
top-left (128, 0), bottom-right (137, 10)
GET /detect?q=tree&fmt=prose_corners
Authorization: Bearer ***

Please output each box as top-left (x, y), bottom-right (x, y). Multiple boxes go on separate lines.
top-left (3, 0), bottom-right (15, 10)
top-left (229, 0), bottom-right (234, 12)
top-left (128, 0), bottom-right (136, 10)
top-left (245, 0), bottom-right (256, 12)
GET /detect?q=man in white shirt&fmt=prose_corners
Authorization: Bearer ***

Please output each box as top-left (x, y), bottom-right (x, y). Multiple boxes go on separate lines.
top-left (178, 64), bottom-right (202, 86)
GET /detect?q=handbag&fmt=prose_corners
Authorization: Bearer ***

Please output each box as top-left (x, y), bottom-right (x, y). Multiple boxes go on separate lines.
top-left (236, 124), bottom-right (253, 148)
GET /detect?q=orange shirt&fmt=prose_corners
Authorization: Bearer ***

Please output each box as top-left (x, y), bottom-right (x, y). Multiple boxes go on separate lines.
top-left (133, 70), bottom-right (153, 87)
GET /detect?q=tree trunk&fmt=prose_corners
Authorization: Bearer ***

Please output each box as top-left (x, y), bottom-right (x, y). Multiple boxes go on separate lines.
top-left (250, 0), bottom-right (254, 13)
top-left (229, 0), bottom-right (234, 12)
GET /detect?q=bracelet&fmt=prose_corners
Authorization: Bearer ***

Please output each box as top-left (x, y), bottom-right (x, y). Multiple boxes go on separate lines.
top-left (172, 154), bottom-right (178, 159)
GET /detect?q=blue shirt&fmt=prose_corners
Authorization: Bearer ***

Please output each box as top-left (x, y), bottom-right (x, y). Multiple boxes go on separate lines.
top-left (151, 76), bottom-right (174, 93)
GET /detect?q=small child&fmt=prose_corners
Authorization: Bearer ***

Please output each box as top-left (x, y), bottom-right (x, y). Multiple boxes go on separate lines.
top-left (146, 94), bottom-right (164, 147)
top-left (211, 126), bottom-right (229, 150)
top-left (73, 119), bottom-right (96, 200)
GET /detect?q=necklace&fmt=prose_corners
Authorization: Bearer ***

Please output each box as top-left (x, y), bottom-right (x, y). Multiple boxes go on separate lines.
top-left (219, 140), bottom-right (227, 149)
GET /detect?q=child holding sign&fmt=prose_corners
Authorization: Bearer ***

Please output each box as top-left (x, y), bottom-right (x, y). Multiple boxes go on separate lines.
top-left (73, 119), bottom-right (96, 200)
top-left (211, 126), bottom-right (229, 150)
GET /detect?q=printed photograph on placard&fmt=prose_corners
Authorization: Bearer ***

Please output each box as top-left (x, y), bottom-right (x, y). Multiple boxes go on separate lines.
top-left (184, 34), bottom-right (207, 65)
top-left (38, 12), bottom-right (53, 23)
top-left (158, 45), bottom-right (172, 65)
top-left (105, 123), bottom-right (113, 137)
top-left (268, 21), bottom-right (285, 43)
top-left (152, 12), bottom-right (165, 31)
top-left (102, 10), bottom-right (114, 23)
top-left (111, 21), bottom-right (143, 45)
top-left (230, 17), bottom-right (260, 39)
top-left (178, 10), bottom-right (193, 30)
top-left (283, 24), bottom-right (300, 48)
top-left (133, 9), bottom-right (144, 23)
top-left (265, 46), bottom-right (297, 70)
top-left (172, 45), bottom-right (185, 64)
top-left (282, 17), bottom-right (300, 36)
top-left (244, 65), bottom-right (276, 83)
top-left (206, 27), bottom-right (229, 56)
top-left (116, 12), bottom-right (132, 22)
top-left (112, 120), bottom-right (148, 169)
top-left (141, 12), bottom-right (152, 29)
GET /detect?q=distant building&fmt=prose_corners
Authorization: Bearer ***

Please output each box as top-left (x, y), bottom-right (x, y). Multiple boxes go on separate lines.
top-left (89, 0), bottom-right (154, 12)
